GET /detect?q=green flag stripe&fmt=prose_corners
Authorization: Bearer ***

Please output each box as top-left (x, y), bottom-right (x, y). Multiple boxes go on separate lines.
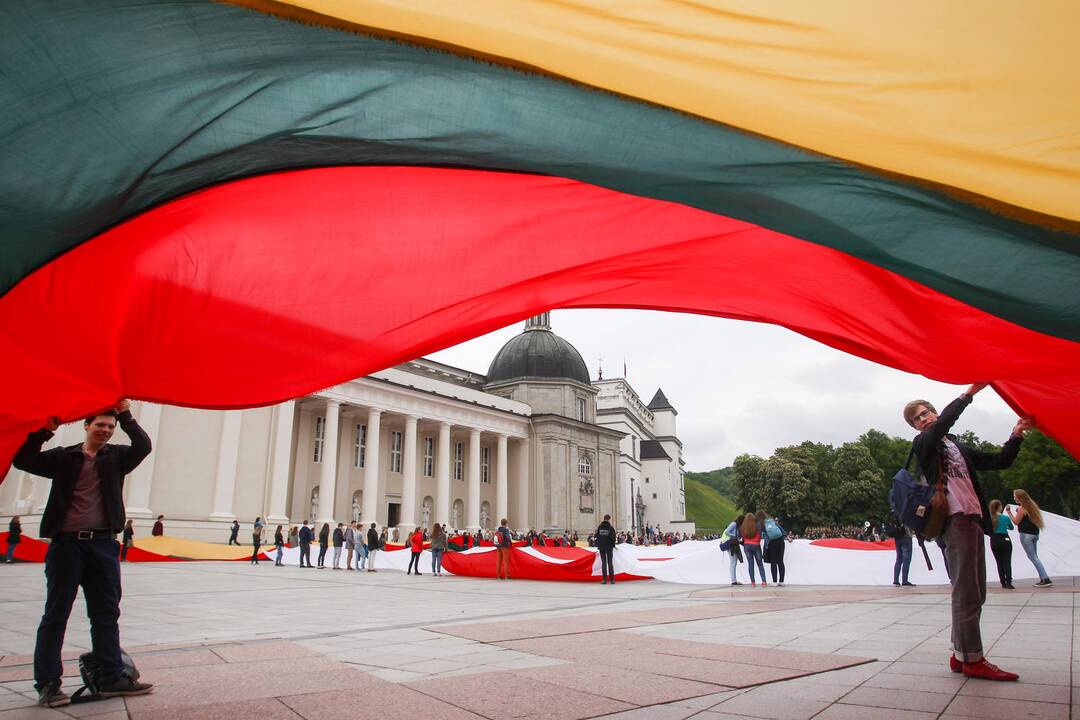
top-left (1, 0), bottom-right (1077, 340)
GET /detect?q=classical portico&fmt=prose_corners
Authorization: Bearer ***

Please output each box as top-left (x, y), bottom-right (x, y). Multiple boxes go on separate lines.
top-left (288, 364), bottom-right (531, 533)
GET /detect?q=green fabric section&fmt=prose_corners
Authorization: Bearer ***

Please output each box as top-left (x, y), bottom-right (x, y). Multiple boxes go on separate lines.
top-left (1, 0), bottom-right (1077, 340)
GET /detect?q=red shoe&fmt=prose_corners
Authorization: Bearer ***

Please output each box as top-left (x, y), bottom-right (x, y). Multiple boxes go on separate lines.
top-left (962, 659), bottom-right (1019, 681)
top-left (949, 655), bottom-right (962, 673)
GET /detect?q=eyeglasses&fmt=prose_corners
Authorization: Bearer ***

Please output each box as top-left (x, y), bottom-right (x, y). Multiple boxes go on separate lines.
top-left (913, 409), bottom-right (934, 422)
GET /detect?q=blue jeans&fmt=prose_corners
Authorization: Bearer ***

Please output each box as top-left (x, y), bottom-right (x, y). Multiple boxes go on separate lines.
top-left (744, 543), bottom-right (766, 583)
top-left (431, 549), bottom-right (444, 574)
top-left (4, 541), bottom-right (16, 562)
top-left (1019, 533), bottom-right (1049, 581)
top-left (275, 544), bottom-right (283, 564)
top-left (728, 549), bottom-right (738, 582)
top-left (893, 535), bottom-right (912, 583)
top-left (36, 536), bottom-right (123, 687)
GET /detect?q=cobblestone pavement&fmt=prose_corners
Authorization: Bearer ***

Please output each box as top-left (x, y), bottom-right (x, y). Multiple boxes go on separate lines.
top-left (0, 562), bottom-right (1075, 719)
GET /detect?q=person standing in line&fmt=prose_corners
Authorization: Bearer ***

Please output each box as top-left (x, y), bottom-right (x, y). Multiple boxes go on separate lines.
top-left (5, 516), bottom-right (22, 563)
top-left (366, 523), bottom-right (380, 572)
top-left (721, 516), bottom-right (742, 586)
top-left (430, 524), bottom-right (447, 576)
top-left (759, 511), bottom-right (788, 587)
top-left (356, 527), bottom-right (368, 570)
top-left (317, 523), bottom-right (330, 568)
top-left (151, 515), bottom-right (164, 536)
top-left (1007, 489), bottom-right (1052, 587)
top-left (381, 527), bottom-right (390, 554)
top-left (904, 383), bottom-right (1030, 681)
top-left (121, 519), bottom-right (134, 562)
top-left (494, 518), bottom-right (513, 580)
top-left (595, 514), bottom-right (616, 585)
top-left (228, 519), bottom-right (240, 546)
top-left (288, 525), bottom-right (299, 549)
top-left (250, 520), bottom-right (263, 565)
top-left (298, 520), bottom-right (313, 568)
top-left (273, 525), bottom-right (285, 566)
top-left (988, 501), bottom-right (1014, 589)
top-left (344, 521), bottom-right (356, 571)
top-left (407, 526), bottom-right (424, 575)
top-left (332, 523), bottom-right (344, 569)
top-left (887, 515), bottom-right (914, 587)
top-left (12, 401), bottom-right (154, 707)
top-left (740, 513), bottom-right (766, 587)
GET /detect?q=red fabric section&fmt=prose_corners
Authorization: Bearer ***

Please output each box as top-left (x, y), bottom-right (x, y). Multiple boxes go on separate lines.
top-left (1, 166), bottom-right (1078, 472)
top-left (441, 547), bottom-right (648, 582)
top-left (810, 539), bottom-right (896, 551)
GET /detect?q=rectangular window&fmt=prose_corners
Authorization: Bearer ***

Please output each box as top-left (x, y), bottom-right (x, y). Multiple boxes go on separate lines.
top-left (575, 397), bottom-right (586, 422)
top-left (652, 493), bottom-right (657, 499)
top-left (313, 416), bottom-right (326, 463)
top-left (354, 424), bottom-right (366, 468)
top-left (453, 442), bottom-right (464, 481)
top-left (423, 437), bottom-right (434, 477)
top-left (390, 431), bottom-right (403, 473)
top-left (481, 446), bottom-right (490, 483)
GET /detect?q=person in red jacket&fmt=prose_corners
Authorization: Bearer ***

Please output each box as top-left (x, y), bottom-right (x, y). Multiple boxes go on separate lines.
top-left (406, 526), bottom-right (425, 575)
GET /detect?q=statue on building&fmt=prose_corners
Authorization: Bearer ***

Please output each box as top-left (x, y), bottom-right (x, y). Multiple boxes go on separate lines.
top-left (634, 488), bottom-right (646, 534)
top-left (421, 498), bottom-right (432, 528)
top-left (309, 487), bottom-right (319, 524)
top-left (578, 478), bottom-right (594, 513)
top-left (351, 492), bottom-right (361, 523)
top-left (479, 503), bottom-right (491, 530)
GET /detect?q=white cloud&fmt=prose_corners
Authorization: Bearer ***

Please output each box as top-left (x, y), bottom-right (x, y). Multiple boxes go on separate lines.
top-left (429, 309), bottom-right (1018, 471)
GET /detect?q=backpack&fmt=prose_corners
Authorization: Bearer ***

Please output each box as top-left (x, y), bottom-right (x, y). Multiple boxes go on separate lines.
top-left (496, 527), bottom-right (511, 547)
top-left (70, 650), bottom-right (139, 703)
top-left (764, 518), bottom-right (783, 541)
top-left (889, 447), bottom-right (948, 538)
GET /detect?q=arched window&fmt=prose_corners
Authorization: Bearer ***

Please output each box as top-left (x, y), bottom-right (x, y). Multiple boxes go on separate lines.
top-left (480, 501), bottom-right (492, 529)
top-left (351, 491), bottom-right (362, 523)
top-left (309, 486), bottom-right (320, 523)
top-left (578, 454), bottom-right (593, 475)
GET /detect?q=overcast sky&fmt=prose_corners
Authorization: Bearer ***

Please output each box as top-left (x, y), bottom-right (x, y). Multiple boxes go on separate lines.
top-left (429, 309), bottom-right (1020, 472)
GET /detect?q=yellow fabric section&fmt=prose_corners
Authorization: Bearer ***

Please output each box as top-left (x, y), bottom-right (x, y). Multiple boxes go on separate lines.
top-left (255, 0), bottom-right (1079, 221)
top-left (135, 535), bottom-right (268, 560)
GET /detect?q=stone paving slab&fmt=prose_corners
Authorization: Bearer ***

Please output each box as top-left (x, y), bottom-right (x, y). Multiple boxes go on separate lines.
top-left (406, 671), bottom-right (637, 720)
top-left (429, 600), bottom-right (824, 642)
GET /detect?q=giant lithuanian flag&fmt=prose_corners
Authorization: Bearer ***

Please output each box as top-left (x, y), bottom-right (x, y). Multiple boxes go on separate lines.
top-left (1, 0), bottom-right (1078, 464)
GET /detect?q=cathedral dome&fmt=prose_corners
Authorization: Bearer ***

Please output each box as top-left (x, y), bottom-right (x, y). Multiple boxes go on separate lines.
top-left (486, 313), bottom-right (590, 386)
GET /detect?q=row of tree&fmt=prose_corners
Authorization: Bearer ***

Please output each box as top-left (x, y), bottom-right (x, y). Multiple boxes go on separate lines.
top-left (730, 429), bottom-right (1080, 534)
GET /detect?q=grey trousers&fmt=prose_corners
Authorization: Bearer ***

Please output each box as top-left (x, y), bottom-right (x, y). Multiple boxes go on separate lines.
top-left (945, 514), bottom-right (986, 663)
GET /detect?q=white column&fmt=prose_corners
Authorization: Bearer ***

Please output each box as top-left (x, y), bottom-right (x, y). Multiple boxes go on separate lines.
top-left (208, 410), bottom-right (243, 521)
top-left (125, 401), bottom-right (162, 518)
top-left (436, 422), bottom-right (451, 526)
top-left (517, 437), bottom-right (530, 529)
top-left (495, 434), bottom-right (508, 524)
top-left (361, 408), bottom-right (382, 525)
top-left (266, 400), bottom-right (295, 524)
top-left (399, 415), bottom-right (419, 532)
top-left (317, 399), bottom-right (340, 526)
top-left (466, 428), bottom-right (481, 531)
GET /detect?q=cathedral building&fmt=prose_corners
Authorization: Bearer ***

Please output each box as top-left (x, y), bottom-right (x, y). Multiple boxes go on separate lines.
top-left (1, 314), bottom-right (693, 541)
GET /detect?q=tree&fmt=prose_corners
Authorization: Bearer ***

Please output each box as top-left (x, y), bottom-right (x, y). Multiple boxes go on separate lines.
top-left (857, 429), bottom-right (911, 480)
top-left (761, 455), bottom-right (813, 533)
top-left (999, 430), bottom-right (1080, 518)
top-left (731, 454), bottom-right (765, 516)
top-left (831, 442), bottom-right (886, 524)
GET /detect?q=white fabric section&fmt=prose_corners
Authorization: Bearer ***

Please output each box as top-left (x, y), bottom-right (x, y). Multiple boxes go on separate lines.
top-left (266, 512), bottom-right (1080, 585)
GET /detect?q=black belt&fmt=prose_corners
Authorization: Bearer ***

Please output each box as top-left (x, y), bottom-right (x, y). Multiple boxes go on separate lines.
top-left (60, 530), bottom-right (117, 540)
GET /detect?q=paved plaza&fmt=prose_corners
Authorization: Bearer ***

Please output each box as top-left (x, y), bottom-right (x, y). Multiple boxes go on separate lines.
top-left (0, 562), bottom-right (1076, 719)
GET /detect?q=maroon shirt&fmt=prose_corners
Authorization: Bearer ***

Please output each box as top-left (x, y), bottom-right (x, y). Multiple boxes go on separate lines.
top-left (60, 452), bottom-right (108, 532)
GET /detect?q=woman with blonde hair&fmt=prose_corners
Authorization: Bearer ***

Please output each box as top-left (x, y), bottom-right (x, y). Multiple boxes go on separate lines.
top-left (1007, 489), bottom-right (1051, 587)
top-left (741, 513), bottom-right (767, 586)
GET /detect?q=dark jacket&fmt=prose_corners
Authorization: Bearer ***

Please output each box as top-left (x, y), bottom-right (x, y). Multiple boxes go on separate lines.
top-left (911, 394), bottom-right (1022, 535)
top-left (8, 519), bottom-right (21, 544)
top-left (299, 525), bottom-right (313, 544)
top-left (332, 528), bottom-right (344, 547)
top-left (13, 411), bottom-right (151, 538)
top-left (367, 528), bottom-right (380, 549)
top-left (275, 530), bottom-right (284, 547)
top-left (594, 521), bottom-right (615, 550)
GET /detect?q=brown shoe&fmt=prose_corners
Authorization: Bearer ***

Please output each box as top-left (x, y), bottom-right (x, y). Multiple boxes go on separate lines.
top-left (37, 682), bottom-right (70, 707)
top-left (97, 673), bottom-right (154, 698)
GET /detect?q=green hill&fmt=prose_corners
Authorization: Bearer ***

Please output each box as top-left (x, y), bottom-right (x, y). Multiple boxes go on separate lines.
top-left (684, 476), bottom-right (740, 533)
